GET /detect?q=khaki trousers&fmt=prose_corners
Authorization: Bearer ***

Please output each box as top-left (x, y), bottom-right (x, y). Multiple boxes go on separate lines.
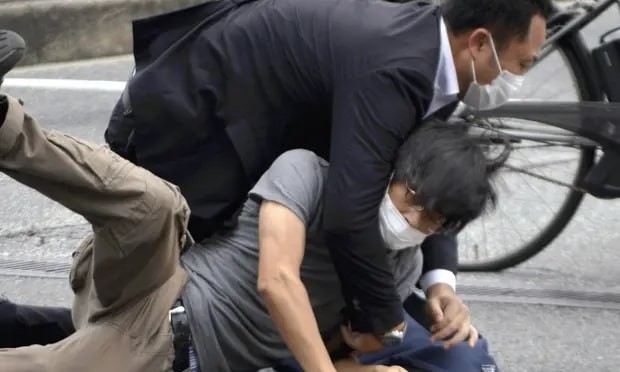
top-left (0, 95), bottom-right (191, 372)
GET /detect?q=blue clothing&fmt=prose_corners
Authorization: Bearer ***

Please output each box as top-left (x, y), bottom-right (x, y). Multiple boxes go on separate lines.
top-left (275, 311), bottom-right (499, 372)
top-left (358, 312), bottom-right (499, 372)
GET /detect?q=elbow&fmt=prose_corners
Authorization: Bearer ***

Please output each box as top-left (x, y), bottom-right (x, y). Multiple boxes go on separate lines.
top-left (322, 215), bottom-right (376, 238)
top-left (322, 195), bottom-right (352, 233)
top-left (256, 277), bottom-right (275, 298)
top-left (322, 221), bottom-right (345, 235)
top-left (257, 267), bottom-right (299, 299)
top-left (322, 210), bottom-right (359, 233)
top-left (322, 199), bottom-right (375, 233)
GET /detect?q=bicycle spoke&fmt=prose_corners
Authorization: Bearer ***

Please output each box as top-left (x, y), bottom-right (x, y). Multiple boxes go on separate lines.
top-left (505, 157), bottom-right (579, 171)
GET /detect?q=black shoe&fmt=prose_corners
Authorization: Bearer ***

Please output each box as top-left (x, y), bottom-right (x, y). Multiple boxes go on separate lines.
top-left (0, 30), bottom-right (26, 87)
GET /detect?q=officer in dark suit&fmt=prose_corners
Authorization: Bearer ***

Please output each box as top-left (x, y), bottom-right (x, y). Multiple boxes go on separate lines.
top-left (104, 0), bottom-right (551, 349)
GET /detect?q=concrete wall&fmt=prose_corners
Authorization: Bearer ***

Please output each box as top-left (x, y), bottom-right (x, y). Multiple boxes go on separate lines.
top-left (0, 0), bottom-right (207, 65)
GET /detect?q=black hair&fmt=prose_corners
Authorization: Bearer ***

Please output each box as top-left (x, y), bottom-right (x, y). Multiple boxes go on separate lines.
top-left (440, 0), bottom-right (554, 49)
top-left (393, 119), bottom-right (501, 231)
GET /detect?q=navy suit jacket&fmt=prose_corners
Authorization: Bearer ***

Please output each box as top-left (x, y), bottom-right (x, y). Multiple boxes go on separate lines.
top-left (105, 0), bottom-right (458, 333)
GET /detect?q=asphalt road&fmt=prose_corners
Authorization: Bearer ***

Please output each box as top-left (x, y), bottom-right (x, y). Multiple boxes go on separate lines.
top-left (2, 6), bottom-right (620, 372)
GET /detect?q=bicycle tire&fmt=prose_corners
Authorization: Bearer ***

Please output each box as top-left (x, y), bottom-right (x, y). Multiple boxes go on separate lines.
top-left (458, 34), bottom-right (599, 272)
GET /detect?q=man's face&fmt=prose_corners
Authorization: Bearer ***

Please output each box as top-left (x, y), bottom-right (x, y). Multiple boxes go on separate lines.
top-left (387, 181), bottom-right (445, 234)
top-left (457, 14), bottom-right (547, 94)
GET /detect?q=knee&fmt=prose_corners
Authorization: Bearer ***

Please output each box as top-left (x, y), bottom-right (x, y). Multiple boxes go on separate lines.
top-left (145, 178), bottom-right (190, 236)
top-left (439, 338), bottom-right (499, 372)
top-left (113, 166), bottom-right (190, 250)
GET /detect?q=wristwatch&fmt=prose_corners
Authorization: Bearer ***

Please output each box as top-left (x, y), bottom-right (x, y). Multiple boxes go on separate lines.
top-left (379, 322), bottom-right (407, 347)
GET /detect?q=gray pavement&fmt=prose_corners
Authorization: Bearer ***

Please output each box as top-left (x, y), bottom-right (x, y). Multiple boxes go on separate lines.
top-left (2, 6), bottom-right (620, 372)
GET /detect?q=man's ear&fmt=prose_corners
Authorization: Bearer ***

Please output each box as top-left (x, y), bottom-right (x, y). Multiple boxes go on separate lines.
top-left (467, 28), bottom-right (491, 61)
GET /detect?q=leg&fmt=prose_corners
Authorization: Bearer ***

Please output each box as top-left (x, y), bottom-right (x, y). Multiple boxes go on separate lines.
top-left (369, 337), bottom-right (499, 372)
top-left (0, 298), bottom-right (74, 348)
top-left (0, 94), bottom-right (189, 309)
top-left (0, 94), bottom-right (189, 371)
top-left (357, 312), bottom-right (500, 372)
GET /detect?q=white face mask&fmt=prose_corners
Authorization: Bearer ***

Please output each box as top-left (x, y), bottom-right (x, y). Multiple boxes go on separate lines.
top-left (462, 35), bottom-right (525, 111)
top-left (378, 191), bottom-right (429, 251)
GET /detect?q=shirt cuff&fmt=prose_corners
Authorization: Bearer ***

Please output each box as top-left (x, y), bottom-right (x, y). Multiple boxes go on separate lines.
top-left (418, 269), bottom-right (456, 293)
top-left (0, 95), bottom-right (25, 156)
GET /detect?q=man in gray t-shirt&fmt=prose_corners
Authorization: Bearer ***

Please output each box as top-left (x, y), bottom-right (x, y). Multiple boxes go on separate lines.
top-left (181, 149), bottom-right (422, 371)
top-left (180, 122), bottom-right (500, 371)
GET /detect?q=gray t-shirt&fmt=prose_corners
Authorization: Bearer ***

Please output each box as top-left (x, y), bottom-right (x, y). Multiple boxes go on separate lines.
top-left (180, 149), bottom-right (423, 372)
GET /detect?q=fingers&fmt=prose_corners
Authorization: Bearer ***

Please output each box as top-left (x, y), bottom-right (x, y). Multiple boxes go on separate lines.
top-left (375, 365), bottom-right (407, 372)
top-left (430, 297), bottom-right (471, 343)
top-left (442, 318), bottom-right (471, 349)
top-left (340, 324), bottom-right (357, 350)
top-left (339, 324), bottom-right (384, 354)
top-left (426, 297), bottom-right (444, 324)
top-left (430, 297), bottom-right (463, 332)
top-left (468, 325), bottom-right (479, 348)
top-left (430, 307), bottom-right (467, 343)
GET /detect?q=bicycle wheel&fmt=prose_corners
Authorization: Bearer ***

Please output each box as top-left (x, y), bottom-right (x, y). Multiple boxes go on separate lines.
top-left (457, 35), bottom-right (599, 272)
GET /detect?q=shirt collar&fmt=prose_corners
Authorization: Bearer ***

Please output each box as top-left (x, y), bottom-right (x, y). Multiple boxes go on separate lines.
top-left (424, 17), bottom-right (460, 118)
top-left (437, 17), bottom-right (459, 97)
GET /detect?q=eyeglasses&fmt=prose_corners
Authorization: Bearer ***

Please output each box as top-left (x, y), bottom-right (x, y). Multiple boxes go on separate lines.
top-left (404, 179), bottom-right (424, 211)
top-left (404, 180), bottom-right (447, 227)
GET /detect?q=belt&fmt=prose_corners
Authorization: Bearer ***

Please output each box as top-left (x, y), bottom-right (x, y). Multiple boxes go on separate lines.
top-left (170, 299), bottom-right (192, 372)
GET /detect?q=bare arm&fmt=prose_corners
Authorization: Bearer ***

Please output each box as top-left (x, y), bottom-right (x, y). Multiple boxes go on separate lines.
top-left (334, 359), bottom-right (376, 372)
top-left (335, 359), bottom-right (405, 372)
top-left (257, 200), bottom-right (336, 372)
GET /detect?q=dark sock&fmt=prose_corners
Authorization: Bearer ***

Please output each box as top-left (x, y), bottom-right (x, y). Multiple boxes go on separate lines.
top-left (0, 95), bottom-right (8, 125)
top-left (0, 299), bottom-right (75, 348)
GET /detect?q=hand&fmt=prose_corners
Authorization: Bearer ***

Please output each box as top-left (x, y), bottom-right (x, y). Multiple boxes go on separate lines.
top-left (333, 359), bottom-right (406, 372)
top-left (372, 365), bottom-right (407, 372)
top-left (339, 323), bottom-right (385, 354)
top-left (426, 283), bottom-right (478, 349)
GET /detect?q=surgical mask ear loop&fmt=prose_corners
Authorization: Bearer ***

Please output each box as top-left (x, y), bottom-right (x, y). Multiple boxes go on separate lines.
top-left (470, 58), bottom-right (477, 83)
top-left (488, 35), bottom-right (503, 73)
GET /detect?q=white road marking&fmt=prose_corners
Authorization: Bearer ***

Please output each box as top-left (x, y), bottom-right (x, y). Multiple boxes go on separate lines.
top-left (2, 78), bottom-right (126, 92)
top-left (10, 55), bottom-right (133, 72)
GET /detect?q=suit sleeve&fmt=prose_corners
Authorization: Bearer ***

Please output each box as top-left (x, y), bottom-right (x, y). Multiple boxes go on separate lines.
top-left (420, 233), bottom-right (458, 275)
top-left (323, 68), bottom-right (432, 334)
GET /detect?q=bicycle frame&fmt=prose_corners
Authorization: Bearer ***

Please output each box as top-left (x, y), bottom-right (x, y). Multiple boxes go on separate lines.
top-left (467, 101), bottom-right (620, 149)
